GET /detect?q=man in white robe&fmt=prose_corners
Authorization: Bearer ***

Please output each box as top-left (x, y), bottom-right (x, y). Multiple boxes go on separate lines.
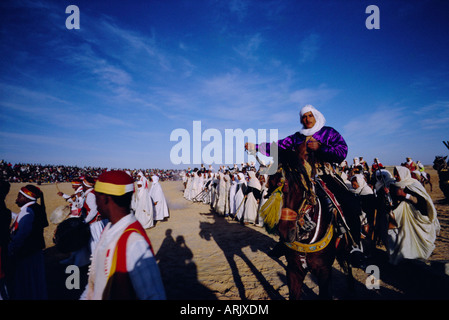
top-left (202, 171), bottom-right (213, 204)
top-left (190, 170), bottom-right (201, 201)
top-left (183, 172), bottom-right (192, 200)
top-left (350, 174), bottom-right (375, 235)
top-left (132, 172), bottom-right (154, 229)
top-left (214, 172), bottom-right (227, 215)
top-left (388, 166), bottom-right (440, 265)
top-left (149, 175), bottom-right (170, 222)
top-left (82, 177), bottom-right (107, 254)
top-left (228, 174), bottom-right (237, 217)
top-left (235, 173), bottom-right (247, 221)
top-left (243, 171), bottom-right (261, 224)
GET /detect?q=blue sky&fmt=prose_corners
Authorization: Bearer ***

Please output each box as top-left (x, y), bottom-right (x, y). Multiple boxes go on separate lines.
top-left (1, 0), bottom-right (448, 169)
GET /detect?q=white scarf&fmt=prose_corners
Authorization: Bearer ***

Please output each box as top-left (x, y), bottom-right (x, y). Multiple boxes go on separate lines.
top-left (350, 174), bottom-right (373, 195)
top-left (393, 166), bottom-right (438, 222)
top-left (299, 104), bottom-right (326, 136)
top-left (247, 171), bottom-right (261, 190)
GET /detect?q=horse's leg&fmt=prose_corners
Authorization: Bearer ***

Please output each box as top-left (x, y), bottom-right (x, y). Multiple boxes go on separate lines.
top-left (314, 265), bottom-right (333, 299)
top-left (308, 248), bottom-right (336, 299)
top-left (285, 251), bottom-right (307, 300)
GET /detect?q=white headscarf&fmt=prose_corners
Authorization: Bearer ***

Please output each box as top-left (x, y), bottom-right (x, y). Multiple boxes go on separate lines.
top-left (393, 166), bottom-right (416, 189)
top-left (299, 104), bottom-right (326, 136)
top-left (374, 169), bottom-right (395, 192)
top-left (237, 173), bottom-right (246, 185)
top-left (350, 174), bottom-right (373, 195)
top-left (247, 171), bottom-right (261, 190)
top-left (151, 175), bottom-right (160, 184)
top-left (393, 166), bottom-right (438, 218)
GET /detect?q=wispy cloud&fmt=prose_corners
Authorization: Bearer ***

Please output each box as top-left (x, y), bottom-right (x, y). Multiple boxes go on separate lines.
top-left (289, 85), bottom-right (339, 106)
top-left (298, 33), bottom-right (321, 64)
top-left (414, 101), bottom-right (449, 130)
top-left (342, 106), bottom-right (407, 139)
top-left (229, 0), bottom-right (250, 21)
top-left (234, 33), bottom-right (263, 60)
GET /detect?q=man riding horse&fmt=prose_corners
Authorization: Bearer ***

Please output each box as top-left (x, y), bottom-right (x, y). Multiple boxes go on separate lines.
top-left (246, 105), bottom-right (366, 267)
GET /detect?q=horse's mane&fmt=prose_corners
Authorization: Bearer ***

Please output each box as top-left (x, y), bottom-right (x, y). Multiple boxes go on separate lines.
top-left (265, 147), bottom-right (314, 198)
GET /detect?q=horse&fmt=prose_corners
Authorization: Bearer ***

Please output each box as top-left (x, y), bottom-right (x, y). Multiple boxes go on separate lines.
top-left (433, 155), bottom-right (449, 200)
top-left (261, 143), bottom-right (355, 299)
top-left (419, 171), bottom-right (432, 192)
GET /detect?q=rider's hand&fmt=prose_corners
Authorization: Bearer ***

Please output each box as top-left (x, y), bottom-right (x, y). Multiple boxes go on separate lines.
top-left (245, 142), bottom-right (256, 152)
top-left (307, 139), bottom-right (320, 151)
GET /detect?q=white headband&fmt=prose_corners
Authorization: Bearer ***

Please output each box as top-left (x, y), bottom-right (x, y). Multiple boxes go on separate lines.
top-left (19, 189), bottom-right (36, 200)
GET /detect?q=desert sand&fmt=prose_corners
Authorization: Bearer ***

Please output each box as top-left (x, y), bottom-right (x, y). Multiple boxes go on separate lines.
top-left (4, 166), bottom-right (449, 300)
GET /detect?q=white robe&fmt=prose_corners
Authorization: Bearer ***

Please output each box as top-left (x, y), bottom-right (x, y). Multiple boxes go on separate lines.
top-left (203, 174), bottom-right (213, 204)
top-left (83, 188), bottom-right (106, 254)
top-left (149, 175), bottom-right (170, 221)
top-left (229, 176), bottom-right (237, 215)
top-left (215, 172), bottom-right (227, 215)
top-left (190, 172), bottom-right (202, 200)
top-left (235, 173), bottom-right (247, 221)
top-left (184, 175), bottom-right (192, 200)
top-left (388, 166), bottom-right (440, 265)
top-left (132, 173), bottom-right (154, 229)
top-left (243, 171), bottom-right (261, 224)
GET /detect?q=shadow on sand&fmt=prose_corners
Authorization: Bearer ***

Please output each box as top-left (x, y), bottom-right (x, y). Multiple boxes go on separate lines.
top-left (199, 210), bottom-right (287, 300)
top-left (155, 228), bottom-right (217, 299)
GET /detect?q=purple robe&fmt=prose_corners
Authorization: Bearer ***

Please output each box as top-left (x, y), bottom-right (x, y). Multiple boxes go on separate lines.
top-left (256, 126), bottom-right (348, 164)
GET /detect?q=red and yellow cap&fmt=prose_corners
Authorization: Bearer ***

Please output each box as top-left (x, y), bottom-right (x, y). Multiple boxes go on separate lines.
top-left (19, 185), bottom-right (41, 200)
top-left (94, 170), bottom-right (134, 196)
top-left (71, 180), bottom-right (82, 186)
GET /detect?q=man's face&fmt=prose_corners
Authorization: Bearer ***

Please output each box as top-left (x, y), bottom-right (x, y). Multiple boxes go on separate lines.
top-left (95, 192), bottom-right (110, 219)
top-left (15, 192), bottom-right (29, 207)
top-left (301, 111), bottom-right (316, 129)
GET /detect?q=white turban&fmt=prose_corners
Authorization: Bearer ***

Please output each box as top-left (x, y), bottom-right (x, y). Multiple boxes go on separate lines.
top-left (299, 104), bottom-right (326, 136)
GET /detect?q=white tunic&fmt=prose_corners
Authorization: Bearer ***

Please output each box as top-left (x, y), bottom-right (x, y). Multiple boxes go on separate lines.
top-left (149, 176), bottom-right (169, 221)
top-left (84, 214), bottom-right (165, 300)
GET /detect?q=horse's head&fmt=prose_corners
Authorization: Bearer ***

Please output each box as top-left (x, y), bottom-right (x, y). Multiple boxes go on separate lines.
top-left (433, 155), bottom-right (448, 171)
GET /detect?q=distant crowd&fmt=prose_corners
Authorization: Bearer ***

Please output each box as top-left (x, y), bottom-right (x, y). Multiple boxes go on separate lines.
top-left (0, 160), bottom-right (182, 184)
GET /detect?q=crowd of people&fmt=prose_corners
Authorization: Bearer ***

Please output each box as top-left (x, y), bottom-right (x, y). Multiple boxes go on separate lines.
top-left (182, 163), bottom-right (268, 227)
top-left (0, 160), bottom-right (182, 184)
top-left (0, 169), bottom-right (170, 300)
top-left (338, 156), bottom-right (439, 265)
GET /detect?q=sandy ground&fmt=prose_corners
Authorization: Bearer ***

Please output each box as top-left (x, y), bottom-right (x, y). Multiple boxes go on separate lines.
top-left (4, 166), bottom-right (449, 300)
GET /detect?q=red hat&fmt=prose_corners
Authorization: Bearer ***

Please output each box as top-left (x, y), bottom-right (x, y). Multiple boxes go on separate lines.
top-left (20, 185), bottom-right (41, 200)
top-left (94, 170), bottom-right (134, 196)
